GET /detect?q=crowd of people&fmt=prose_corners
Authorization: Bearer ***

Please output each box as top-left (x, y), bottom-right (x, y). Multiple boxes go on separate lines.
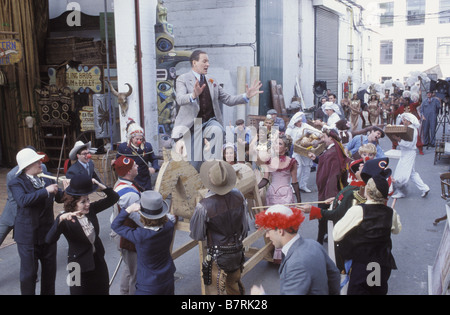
top-left (0, 49), bottom-right (443, 296)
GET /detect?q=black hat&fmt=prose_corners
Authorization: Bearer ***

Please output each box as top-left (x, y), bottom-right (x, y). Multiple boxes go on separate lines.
top-left (65, 174), bottom-right (98, 196)
top-left (360, 158), bottom-right (392, 184)
top-left (371, 175), bottom-right (389, 199)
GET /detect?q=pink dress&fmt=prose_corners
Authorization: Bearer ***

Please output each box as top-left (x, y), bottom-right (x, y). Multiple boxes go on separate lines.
top-left (265, 158), bottom-right (298, 263)
top-left (266, 158), bottom-right (297, 206)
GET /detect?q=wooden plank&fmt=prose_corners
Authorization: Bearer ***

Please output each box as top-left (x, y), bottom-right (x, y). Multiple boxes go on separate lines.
top-left (172, 240), bottom-right (198, 260)
top-left (241, 242), bottom-right (274, 277)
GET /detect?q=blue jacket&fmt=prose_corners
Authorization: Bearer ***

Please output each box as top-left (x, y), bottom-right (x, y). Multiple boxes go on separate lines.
top-left (9, 172), bottom-right (63, 245)
top-left (117, 142), bottom-right (160, 191)
top-left (111, 210), bottom-right (176, 291)
top-left (419, 97), bottom-right (441, 119)
top-left (279, 236), bottom-right (340, 295)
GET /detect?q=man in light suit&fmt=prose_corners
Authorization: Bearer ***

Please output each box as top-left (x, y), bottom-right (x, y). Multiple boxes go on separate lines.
top-left (253, 205), bottom-right (340, 295)
top-left (173, 50), bottom-right (262, 170)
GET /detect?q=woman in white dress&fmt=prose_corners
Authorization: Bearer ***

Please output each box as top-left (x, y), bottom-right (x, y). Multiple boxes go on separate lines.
top-left (391, 113), bottom-right (430, 199)
top-left (286, 112), bottom-right (321, 193)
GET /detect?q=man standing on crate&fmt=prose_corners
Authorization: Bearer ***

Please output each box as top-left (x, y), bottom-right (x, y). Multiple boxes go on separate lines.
top-left (66, 141), bottom-right (103, 183)
top-left (419, 91), bottom-right (442, 148)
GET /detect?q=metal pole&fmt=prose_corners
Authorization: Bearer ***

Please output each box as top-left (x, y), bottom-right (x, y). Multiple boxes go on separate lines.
top-left (104, 0), bottom-right (113, 146)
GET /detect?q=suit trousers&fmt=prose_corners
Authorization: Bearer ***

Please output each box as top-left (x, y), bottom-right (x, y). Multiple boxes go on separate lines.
top-left (186, 118), bottom-right (225, 171)
top-left (347, 261), bottom-right (391, 295)
top-left (119, 248), bottom-right (137, 295)
top-left (422, 117), bottom-right (437, 146)
top-left (17, 242), bottom-right (57, 295)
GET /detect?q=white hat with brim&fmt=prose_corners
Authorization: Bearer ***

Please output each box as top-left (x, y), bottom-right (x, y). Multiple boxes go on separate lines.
top-left (16, 148), bottom-right (45, 175)
top-left (200, 160), bottom-right (236, 195)
top-left (139, 191), bottom-right (170, 220)
top-left (69, 141), bottom-right (91, 160)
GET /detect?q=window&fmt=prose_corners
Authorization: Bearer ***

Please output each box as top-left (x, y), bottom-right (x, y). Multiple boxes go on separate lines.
top-left (379, 2), bottom-right (394, 27)
top-left (407, 0), bottom-right (426, 26)
top-left (405, 39), bottom-right (424, 64)
top-left (380, 40), bottom-right (393, 64)
top-left (437, 37), bottom-right (450, 64)
top-left (440, 0), bottom-right (450, 23)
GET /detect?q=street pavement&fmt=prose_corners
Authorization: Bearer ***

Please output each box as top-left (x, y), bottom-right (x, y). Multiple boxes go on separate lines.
top-left (0, 128), bottom-right (448, 295)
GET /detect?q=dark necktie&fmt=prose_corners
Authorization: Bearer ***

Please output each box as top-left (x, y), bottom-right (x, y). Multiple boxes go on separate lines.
top-left (200, 74), bottom-right (206, 87)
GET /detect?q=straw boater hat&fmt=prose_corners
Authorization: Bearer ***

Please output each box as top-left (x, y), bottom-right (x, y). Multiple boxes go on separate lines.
top-left (200, 160), bottom-right (236, 195)
top-left (255, 205), bottom-right (305, 233)
top-left (69, 141), bottom-right (91, 160)
top-left (139, 191), bottom-right (169, 220)
top-left (16, 148), bottom-right (46, 175)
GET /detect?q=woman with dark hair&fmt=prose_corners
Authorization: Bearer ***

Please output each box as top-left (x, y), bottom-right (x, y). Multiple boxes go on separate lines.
top-left (258, 134), bottom-right (301, 263)
top-left (46, 174), bottom-right (119, 295)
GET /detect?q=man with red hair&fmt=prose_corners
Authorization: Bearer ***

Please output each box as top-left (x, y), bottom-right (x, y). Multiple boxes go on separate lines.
top-left (253, 205), bottom-right (340, 295)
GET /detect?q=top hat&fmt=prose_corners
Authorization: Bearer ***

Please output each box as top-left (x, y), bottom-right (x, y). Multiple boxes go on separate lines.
top-left (200, 160), bottom-right (236, 195)
top-left (16, 148), bottom-right (46, 175)
top-left (139, 191), bottom-right (169, 220)
top-left (69, 141), bottom-right (91, 160)
top-left (65, 174), bottom-right (98, 196)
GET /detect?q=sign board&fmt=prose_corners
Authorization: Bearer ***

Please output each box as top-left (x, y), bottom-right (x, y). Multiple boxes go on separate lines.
top-left (79, 106), bottom-right (95, 132)
top-left (66, 66), bottom-right (103, 93)
top-left (0, 39), bottom-right (23, 65)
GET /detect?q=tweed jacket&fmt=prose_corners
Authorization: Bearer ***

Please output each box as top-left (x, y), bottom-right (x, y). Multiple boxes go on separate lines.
top-left (279, 236), bottom-right (341, 295)
top-left (172, 71), bottom-right (247, 139)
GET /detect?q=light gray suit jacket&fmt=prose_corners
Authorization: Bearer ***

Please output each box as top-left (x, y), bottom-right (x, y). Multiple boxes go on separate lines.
top-left (172, 71), bottom-right (247, 139)
top-left (279, 236), bottom-right (341, 295)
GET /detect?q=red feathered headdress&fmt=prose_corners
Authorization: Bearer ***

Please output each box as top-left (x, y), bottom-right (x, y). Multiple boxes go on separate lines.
top-left (255, 206), bottom-right (305, 233)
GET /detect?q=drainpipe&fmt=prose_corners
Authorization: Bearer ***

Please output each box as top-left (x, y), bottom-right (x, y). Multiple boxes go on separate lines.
top-left (134, 0), bottom-right (145, 133)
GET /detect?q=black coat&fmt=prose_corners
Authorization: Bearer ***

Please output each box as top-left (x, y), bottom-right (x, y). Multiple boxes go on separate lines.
top-left (9, 172), bottom-right (63, 245)
top-left (45, 188), bottom-right (119, 272)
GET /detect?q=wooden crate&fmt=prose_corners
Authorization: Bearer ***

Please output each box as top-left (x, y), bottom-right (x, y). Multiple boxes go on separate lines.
top-left (385, 125), bottom-right (414, 142)
top-left (91, 151), bottom-right (117, 187)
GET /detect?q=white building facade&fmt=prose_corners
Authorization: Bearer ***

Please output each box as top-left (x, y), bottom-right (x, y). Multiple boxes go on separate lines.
top-left (360, 0), bottom-right (450, 83)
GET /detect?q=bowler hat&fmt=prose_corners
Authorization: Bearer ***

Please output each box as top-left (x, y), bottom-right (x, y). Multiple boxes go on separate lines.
top-left (139, 191), bottom-right (169, 220)
top-left (65, 174), bottom-right (98, 196)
